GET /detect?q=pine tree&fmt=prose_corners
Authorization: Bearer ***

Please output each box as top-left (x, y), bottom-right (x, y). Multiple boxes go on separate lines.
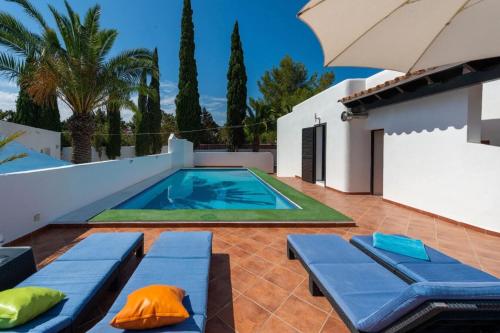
top-left (106, 103), bottom-right (121, 159)
top-left (135, 69), bottom-right (151, 156)
top-left (226, 21), bottom-right (247, 151)
top-left (201, 107), bottom-right (219, 144)
top-left (175, 0), bottom-right (202, 145)
top-left (148, 48), bottom-right (162, 154)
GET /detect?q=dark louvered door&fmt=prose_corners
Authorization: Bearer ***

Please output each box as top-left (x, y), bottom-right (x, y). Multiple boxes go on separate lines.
top-left (302, 127), bottom-right (315, 183)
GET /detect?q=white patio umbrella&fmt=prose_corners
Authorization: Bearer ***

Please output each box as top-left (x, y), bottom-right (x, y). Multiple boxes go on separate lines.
top-left (298, 0), bottom-right (500, 73)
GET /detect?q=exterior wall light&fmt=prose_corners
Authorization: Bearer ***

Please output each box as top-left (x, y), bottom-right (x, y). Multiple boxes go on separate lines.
top-left (341, 110), bottom-right (368, 122)
top-left (314, 113), bottom-right (321, 124)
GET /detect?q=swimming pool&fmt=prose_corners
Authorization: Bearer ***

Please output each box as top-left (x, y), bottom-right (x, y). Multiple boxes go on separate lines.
top-left (114, 169), bottom-right (299, 210)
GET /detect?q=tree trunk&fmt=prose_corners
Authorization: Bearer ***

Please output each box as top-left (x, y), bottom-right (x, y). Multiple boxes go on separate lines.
top-left (68, 113), bottom-right (95, 164)
top-left (252, 135), bottom-right (260, 152)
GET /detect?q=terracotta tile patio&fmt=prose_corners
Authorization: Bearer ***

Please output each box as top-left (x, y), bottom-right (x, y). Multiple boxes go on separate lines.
top-left (9, 176), bottom-right (500, 333)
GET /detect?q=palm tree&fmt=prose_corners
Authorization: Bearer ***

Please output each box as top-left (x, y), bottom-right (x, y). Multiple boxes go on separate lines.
top-left (244, 98), bottom-right (273, 152)
top-left (0, 131), bottom-right (27, 165)
top-left (0, 0), bottom-right (154, 163)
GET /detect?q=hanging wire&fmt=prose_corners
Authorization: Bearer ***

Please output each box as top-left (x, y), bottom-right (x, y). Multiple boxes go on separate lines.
top-left (61, 119), bottom-right (277, 137)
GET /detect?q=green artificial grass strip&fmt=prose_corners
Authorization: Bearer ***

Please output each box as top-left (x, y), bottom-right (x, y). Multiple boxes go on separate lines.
top-left (91, 168), bottom-right (351, 222)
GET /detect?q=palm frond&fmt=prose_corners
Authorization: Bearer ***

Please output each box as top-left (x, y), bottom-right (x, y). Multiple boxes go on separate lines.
top-left (0, 131), bottom-right (24, 149)
top-left (5, 0), bottom-right (48, 31)
top-left (0, 131), bottom-right (28, 164)
top-left (0, 153), bottom-right (27, 165)
top-left (0, 52), bottom-right (24, 80)
top-left (105, 48), bottom-right (153, 83)
top-left (83, 4), bottom-right (101, 39)
top-left (0, 12), bottom-right (42, 57)
top-left (64, 0), bottom-right (82, 36)
top-left (95, 29), bottom-right (117, 61)
top-left (48, 5), bottom-right (75, 54)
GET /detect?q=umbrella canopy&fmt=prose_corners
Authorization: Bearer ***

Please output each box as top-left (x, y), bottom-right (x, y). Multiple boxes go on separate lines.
top-left (298, 0), bottom-right (500, 73)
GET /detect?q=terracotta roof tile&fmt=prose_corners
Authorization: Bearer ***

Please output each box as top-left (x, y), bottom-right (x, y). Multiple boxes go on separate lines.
top-left (339, 68), bottom-right (436, 104)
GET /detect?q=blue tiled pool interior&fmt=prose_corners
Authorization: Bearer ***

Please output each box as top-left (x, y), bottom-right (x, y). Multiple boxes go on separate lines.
top-left (114, 169), bottom-right (298, 210)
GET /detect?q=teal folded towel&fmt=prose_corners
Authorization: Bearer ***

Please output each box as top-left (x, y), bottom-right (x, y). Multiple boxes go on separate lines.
top-left (373, 233), bottom-right (429, 261)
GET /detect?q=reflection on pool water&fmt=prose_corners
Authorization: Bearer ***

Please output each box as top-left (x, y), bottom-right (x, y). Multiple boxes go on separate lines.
top-left (114, 169), bottom-right (298, 210)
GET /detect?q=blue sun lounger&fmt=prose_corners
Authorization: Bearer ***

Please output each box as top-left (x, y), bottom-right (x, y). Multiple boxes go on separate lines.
top-left (8, 232), bottom-right (144, 333)
top-left (287, 234), bottom-right (500, 333)
top-left (350, 235), bottom-right (499, 284)
top-left (89, 231), bottom-right (213, 333)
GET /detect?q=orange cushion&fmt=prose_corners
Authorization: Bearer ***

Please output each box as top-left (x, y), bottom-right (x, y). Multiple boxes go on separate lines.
top-left (110, 285), bottom-right (189, 330)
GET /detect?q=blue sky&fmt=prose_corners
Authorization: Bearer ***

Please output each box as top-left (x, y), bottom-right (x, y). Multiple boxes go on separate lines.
top-left (0, 0), bottom-right (379, 124)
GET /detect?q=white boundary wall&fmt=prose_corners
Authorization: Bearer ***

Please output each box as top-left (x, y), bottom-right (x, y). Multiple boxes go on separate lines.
top-left (0, 121), bottom-right (61, 159)
top-left (194, 152), bottom-right (274, 173)
top-left (0, 136), bottom-right (193, 244)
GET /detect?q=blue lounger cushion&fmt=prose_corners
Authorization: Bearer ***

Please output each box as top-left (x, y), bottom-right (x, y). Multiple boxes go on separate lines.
top-left (108, 258), bottom-right (210, 316)
top-left (351, 235), bottom-right (458, 266)
top-left (373, 233), bottom-right (429, 261)
top-left (89, 313), bottom-right (206, 333)
top-left (357, 282), bottom-right (500, 332)
top-left (56, 232), bottom-right (143, 262)
top-left (17, 260), bottom-right (119, 318)
top-left (397, 262), bottom-right (499, 283)
top-left (309, 263), bottom-right (408, 326)
top-left (1, 314), bottom-right (72, 333)
top-left (147, 232), bottom-right (212, 259)
top-left (288, 234), bottom-right (373, 265)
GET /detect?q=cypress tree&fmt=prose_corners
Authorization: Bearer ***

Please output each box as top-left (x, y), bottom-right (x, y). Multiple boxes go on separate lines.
top-left (175, 0), bottom-right (202, 145)
top-left (106, 103), bottom-right (121, 159)
top-left (14, 87), bottom-right (61, 131)
top-left (14, 87), bottom-right (40, 127)
top-left (226, 21), bottom-right (247, 151)
top-left (135, 69), bottom-right (151, 156)
top-left (148, 48), bottom-right (162, 154)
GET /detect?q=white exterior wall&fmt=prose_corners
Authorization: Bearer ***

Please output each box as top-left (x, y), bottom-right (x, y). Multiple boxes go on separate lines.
top-left (481, 80), bottom-right (500, 145)
top-left (194, 152), bottom-right (274, 173)
top-left (0, 121), bottom-right (61, 159)
top-left (0, 136), bottom-right (193, 244)
top-left (277, 79), bottom-right (371, 192)
top-left (366, 87), bottom-right (500, 233)
top-left (277, 70), bottom-right (500, 233)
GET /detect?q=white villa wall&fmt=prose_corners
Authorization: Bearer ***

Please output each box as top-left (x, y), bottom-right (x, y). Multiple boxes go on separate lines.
top-left (277, 79), bottom-right (371, 192)
top-left (194, 152), bottom-right (274, 173)
top-left (0, 121), bottom-right (61, 159)
top-left (0, 136), bottom-right (193, 244)
top-left (366, 87), bottom-right (500, 233)
top-left (277, 70), bottom-right (500, 233)
top-left (481, 80), bottom-right (500, 146)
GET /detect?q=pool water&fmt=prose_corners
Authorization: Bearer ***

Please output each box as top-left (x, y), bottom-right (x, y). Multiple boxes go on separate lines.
top-left (114, 169), bottom-right (298, 210)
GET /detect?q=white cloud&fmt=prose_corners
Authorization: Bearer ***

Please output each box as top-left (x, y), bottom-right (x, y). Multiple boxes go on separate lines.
top-left (0, 78), bottom-right (18, 111)
top-left (200, 95), bottom-right (227, 125)
top-left (158, 80), bottom-right (227, 125)
top-left (56, 100), bottom-right (73, 121)
top-left (0, 91), bottom-right (17, 111)
top-left (0, 80), bottom-right (17, 90)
